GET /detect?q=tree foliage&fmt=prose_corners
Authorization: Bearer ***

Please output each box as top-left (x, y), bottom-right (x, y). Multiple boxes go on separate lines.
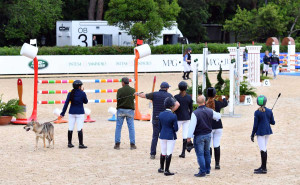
top-left (4, 0), bottom-right (62, 44)
top-left (177, 0), bottom-right (210, 43)
top-left (105, 0), bottom-right (180, 43)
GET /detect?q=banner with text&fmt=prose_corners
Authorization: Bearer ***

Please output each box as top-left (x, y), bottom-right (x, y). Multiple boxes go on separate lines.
top-left (0, 54), bottom-right (231, 75)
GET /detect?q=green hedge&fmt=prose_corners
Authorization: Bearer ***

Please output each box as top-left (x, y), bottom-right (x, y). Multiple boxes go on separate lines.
top-left (0, 43), bottom-right (299, 55)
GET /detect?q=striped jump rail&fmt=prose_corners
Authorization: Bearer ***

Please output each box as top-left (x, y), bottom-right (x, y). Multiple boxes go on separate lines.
top-left (38, 89), bottom-right (118, 94)
top-left (38, 99), bottom-right (117, 104)
top-left (38, 79), bottom-right (134, 84)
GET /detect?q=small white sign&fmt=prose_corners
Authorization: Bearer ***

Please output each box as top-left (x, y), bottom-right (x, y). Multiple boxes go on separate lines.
top-left (244, 95), bottom-right (253, 105)
top-left (263, 79), bottom-right (271, 86)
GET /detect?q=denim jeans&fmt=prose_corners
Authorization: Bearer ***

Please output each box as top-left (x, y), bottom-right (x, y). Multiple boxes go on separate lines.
top-left (115, 109), bottom-right (135, 144)
top-left (194, 133), bottom-right (211, 174)
top-left (150, 119), bottom-right (159, 155)
top-left (272, 64), bottom-right (278, 77)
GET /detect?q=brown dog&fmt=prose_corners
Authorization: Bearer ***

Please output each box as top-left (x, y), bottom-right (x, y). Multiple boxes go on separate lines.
top-left (24, 119), bottom-right (54, 150)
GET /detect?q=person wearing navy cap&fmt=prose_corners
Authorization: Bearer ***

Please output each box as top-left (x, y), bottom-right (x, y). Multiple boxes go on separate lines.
top-left (251, 95), bottom-right (275, 174)
top-left (136, 82), bottom-right (180, 159)
top-left (60, 80), bottom-right (88, 149)
top-left (157, 97), bottom-right (178, 176)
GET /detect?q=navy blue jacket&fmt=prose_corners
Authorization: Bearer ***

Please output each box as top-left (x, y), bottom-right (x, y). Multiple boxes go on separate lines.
top-left (158, 110), bottom-right (178, 140)
top-left (212, 98), bottom-right (228, 129)
top-left (146, 90), bottom-right (173, 121)
top-left (251, 107), bottom-right (275, 136)
top-left (174, 94), bottom-right (193, 121)
top-left (60, 89), bottom-right (88, 116)
top-left (263, 55), bottom-right (271, 65)
top-left (193, 105), bottom-right (214, 136)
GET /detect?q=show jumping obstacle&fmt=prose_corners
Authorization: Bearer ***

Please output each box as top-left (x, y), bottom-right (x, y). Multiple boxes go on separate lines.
top-left (18, 42), bottom-right (151, 123)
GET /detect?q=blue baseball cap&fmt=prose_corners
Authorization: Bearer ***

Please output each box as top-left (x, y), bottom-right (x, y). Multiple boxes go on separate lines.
top-left (160, 82), bottom-right (170, 88)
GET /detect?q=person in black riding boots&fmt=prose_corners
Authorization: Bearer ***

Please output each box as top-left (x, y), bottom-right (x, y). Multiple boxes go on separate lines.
top-left (205, 87), bottom-right (228, 170)
top-left (251, 95), bottom-right (275, 174)
top-left (262, 50), bottom-right (271, 76)
top-left (135, 82), bottom-right (180, 159)
top-left (157, 97), bottom-right (178, 176)
top-left (174, 81), bottom-right (193, 158)
top-left (60, 80), bottom-right (88, 149)
top-left (182, 48), bottom-right (192, 80)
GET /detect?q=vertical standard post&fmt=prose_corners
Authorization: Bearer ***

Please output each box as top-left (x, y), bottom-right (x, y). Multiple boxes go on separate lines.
top-left (202, 47), bottom-right (208, 94)
top-left (192, 62), bottom-right (199, 103)
top-left (288, 44), bottom-right (295, 72)
top-left (134, 50), bottom-right (142, 120)
top-left (29, 57), bottom-right (38, 121)
top-left (229, 62), bottom-right (235, 116)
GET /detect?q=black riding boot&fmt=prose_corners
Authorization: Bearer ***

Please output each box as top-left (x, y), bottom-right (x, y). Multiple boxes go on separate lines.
top-left (68, 130), bottom-right (74, 148)
top-left (186, 72), bottom-right (191, 79)
top-left (164, 154), bottom-right (174, 176)
top-left (158, 154), bottom-right (165, 173)
top-left (254, 151), bottom-right (267, 174)
top-left (182, 72), bottom-right (186, 80)
top-left (78, 130), bottom-right (87, 149)
top-left (266, 72), bottom-right (268, 77)
top-left (214, 146), bottom-right (220, 169)
top-left (179, 139), bottom-right (187, 158)
top-left (262, 71), bottom-right (265, 76)
top-left (210, 147), bottom-right (212, 158)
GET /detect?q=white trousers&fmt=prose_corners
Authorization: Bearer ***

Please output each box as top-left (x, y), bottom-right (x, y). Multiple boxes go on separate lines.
top-left (211, 129), bottom-right (223, 148)
top-left (263, 64), bottom-right (269, 72)
top-left (177, 120), bottom-right (190, 139)
top-left (257, 135), bottom-right (269, 152)
top-left (69, 114), bottom-right (85, 131)
top-left (183, 61), bottom-right (192, 72)
top-left (160, 139), bottom-right (175, 156)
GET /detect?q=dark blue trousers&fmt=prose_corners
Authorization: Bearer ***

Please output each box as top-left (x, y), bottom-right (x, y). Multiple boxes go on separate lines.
top-left (150, 119), bottom-right (159, 155)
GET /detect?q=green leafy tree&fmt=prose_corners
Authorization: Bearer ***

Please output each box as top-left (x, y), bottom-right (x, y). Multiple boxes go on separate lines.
top-left (105, 0), bottom-right (180, 43)
top-left (4, 0), bottom-right (62, 44)
top-left (177, 0), bottom-right (210, 43)
top-left (214, 65), bottom-right (225, 95)
top-left (254, 3), bottom-right (287, 41)
top-left (223, 6), bottom-right (256, 41)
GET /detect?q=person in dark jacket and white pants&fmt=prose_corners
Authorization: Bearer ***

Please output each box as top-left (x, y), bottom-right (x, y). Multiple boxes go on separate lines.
top-left (174, 81), bottom-right (193, 158)
top-left (251, 95), bottom-right (275, 174)
top-left (205, 87), bottom-right (228, 169)
top-left (158, 97), bottom-right (178, 176)
top-left (60, 80), bottom-right (88, 149)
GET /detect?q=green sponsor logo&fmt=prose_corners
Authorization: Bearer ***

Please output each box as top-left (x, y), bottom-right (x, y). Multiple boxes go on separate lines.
top-left (28, 59), bottom-right (49, 70)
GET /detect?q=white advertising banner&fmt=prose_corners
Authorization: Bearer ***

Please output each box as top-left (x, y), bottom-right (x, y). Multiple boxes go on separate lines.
top-left (0, 54), bottom-right (230, 75)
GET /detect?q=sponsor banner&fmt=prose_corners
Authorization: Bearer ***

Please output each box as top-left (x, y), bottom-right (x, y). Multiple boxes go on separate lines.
top-left (0, 54), bottom-right (231, 75)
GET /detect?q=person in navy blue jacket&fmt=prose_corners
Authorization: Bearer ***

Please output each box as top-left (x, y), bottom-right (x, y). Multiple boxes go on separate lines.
top-left (206, 87), bottom-right (228, 170)
top-left (174, 81), bottom-right (193, 158)
top-left (251, 95), bottom-right (275, 174)
top-left (60, 80), bottom-right (88, 149)
top-left (158, 97), bottom-right (178, 176)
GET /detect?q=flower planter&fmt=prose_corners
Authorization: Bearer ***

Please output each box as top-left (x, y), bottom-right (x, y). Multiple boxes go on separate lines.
top-left (0, 116), bottom-right (13, 125)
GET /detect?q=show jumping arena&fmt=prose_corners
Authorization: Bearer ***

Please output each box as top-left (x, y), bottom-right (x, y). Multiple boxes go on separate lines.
top-left (0, 71), bottom-right (299, 185)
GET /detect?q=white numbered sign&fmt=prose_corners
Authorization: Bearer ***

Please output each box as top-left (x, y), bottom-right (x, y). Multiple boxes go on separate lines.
top-left (263, 79), bottom-right (271, 86)
top-left (244, 95), bottom-right (253, 105)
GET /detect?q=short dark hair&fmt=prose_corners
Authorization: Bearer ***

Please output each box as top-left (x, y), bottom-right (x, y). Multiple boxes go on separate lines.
top-left (122, 77), bottom-right (129, 84)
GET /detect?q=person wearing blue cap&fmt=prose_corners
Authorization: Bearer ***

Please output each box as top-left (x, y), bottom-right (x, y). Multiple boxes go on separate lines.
top-left (136, 82), bottom-right (180, 159)
top-left (182, 48), bottom-right (192, 80)
top-left (157, 97), bottom-right (178, 176)
top-left (251, 95), bottom-right (275, 174)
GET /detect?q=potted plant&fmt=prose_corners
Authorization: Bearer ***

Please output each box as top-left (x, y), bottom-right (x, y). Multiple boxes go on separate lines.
top-left (239, 81), bottom-right (257, 102)
top-left (222, 79), bottom-right (230, 100)
top-left (0, 96), bottom-right (24, 125)
top-left (215, 66), bottom-right (225, 101)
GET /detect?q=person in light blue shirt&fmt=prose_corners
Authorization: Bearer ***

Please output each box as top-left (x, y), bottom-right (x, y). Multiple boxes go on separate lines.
top-left (187, 95), bottom-right (221, 177)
